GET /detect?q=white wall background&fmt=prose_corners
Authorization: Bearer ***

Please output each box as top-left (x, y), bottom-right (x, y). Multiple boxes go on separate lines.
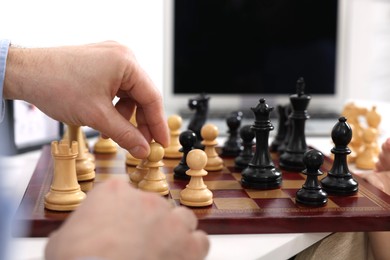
top-left (1, 0), bottom-right (164, 93)
top-left (2, 0), bottom-right (390, 105)
top-left (343, 0), bottom-right (390, 102)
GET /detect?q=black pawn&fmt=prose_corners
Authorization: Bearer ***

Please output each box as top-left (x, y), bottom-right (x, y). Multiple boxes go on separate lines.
top-left (174, 130), bottom-right (197, 180)
top-left (279, 77), bottom-right (311, 172)
top-left (222, 111), bottom-right (243, 157)
top-left (241, 98), bottom-right (282, 189)
top-left (235, 125), bottom-right (255, 170)
top-left (321, 117), bottom-right (358, 195)
top-left (296, 149), bottom-right (328, 206)
top-left (187, 93), bottom-right (210, 150)
top-left (270, 104), bottom-right (288, 153)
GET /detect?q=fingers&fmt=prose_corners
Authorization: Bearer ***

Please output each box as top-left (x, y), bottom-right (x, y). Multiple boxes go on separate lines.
top-left (137, 99), bottom-right (169, 148)
top-left (375, 155), bottom-right (389, 172)
top-left (376, 162), bottom-right (384, 172)
top-left (171, 207), bottom-right (198, 232)
top-left (383, 138), bottom-right (390, 150)
top-left (191, 230), bottom-right (210, 260)
top-left (375, 152), bottom-right (386, 172)
top-left (121, 60), bottom-right (169, 148)
top-left (100, 98), bottom-right (136, 140)
top-left (113, 97), bottom-right (168, 150)
top-left (45, 231), bottom-right (60, 259)
top-left (170, 207), bottom-right (210, 260)
top-left (95, 105), bottom-right (150, 158)
top-left (114, 98), bottom-right (136, 123)
top-left (375, 138), bottom-right (390, 172)
top-left (135, 107), bottom-right (164, 145)
top-left (92, 43), bottom-right (168, 153)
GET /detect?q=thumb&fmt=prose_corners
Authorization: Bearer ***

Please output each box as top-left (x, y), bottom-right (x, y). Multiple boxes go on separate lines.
top-left (97, 106), bottom-right (150, 158)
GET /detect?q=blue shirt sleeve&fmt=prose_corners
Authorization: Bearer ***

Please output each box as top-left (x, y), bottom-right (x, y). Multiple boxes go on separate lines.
top-left (0, 39), bottom-right (11, 123)
top-left (0, 39), bottom-right (11, 260)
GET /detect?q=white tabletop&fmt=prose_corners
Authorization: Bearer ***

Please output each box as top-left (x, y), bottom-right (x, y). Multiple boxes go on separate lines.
top-left (2, 137), bottom-right (335, 260)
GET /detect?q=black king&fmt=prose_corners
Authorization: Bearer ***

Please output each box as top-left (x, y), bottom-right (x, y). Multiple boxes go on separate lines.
top-left (279, 77), bottom-right (311, 172)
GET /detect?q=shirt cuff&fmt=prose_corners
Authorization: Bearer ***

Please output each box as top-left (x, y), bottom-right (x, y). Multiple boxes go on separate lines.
top-left (0, 39), bottom-right (11, 122)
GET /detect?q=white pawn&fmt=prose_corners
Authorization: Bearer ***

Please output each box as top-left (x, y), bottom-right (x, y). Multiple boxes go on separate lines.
top-left (45, 141), bottom-right (86, 211)
top-left (129, 158), bottom-right (148, 186)
top-left (201, 123), bottom-right (223, 171)
top-left (126, 152), bottom-right (141, 167)
top-left (139, 142), bottom-right (169, 196)
top-left (180, 149), bottom-right (213, 207)
top-left (164, 115), bottom-right (183, 159)
top-left (93, 135), bottom-right (118, 154)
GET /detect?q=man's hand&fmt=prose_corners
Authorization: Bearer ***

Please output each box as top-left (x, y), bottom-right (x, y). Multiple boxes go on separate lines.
top-left (375, 138), bottom-right (390, 172)
top-left (45, 179), bottom-right (210, 260)
top-left (4, 41), bottom-right (168, 158)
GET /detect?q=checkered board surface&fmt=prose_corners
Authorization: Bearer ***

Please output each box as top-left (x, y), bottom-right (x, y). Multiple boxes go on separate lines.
top-left (14, 145), bottom-right (390, 237)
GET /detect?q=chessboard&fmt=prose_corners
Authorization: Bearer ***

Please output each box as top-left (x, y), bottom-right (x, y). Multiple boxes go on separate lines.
top-left (14, 145), bottom-right (390, 237)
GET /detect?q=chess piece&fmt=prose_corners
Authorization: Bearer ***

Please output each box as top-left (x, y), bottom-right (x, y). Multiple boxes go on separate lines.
top-left (201, 123), bottom-right (223, 171)
top-left (129, 158), bottom-right (148, 186)
top-left (341, 102), bottom-right (367, 154)
top-left (277, 105), bottom-right (292, 155)
top-left (45, 141), bottom-right (86, 211)
top-left (241, 98), bottom-right (282, 189)
top-left (235, 125), bottom-right (255, 170)
top-left (366, 105), bottom-right (381, 156)
top-left (366, 105), bottom-right (381, 129)
top-left (187, 93), bottom-right (210, 149)
top-left (295, 149), bottom-right (328, 207)
top-left (347, 124), bottom-right (358, 163)
top-left (164, 115), bottom-right (183, 159)
top-left (270, 104), bottom-right (288, 153)
top-left (126, 152), bottom-right (141, 167)
top-left (180, 149), bottom-right (213, 207)
top-left (321, 117), bottom-right (358, 195)
top-left (174, 130), bottom-right (197, 180)
top-left (279, 78), bottom-right (310, 172)
top-left (138, 142), bottom-right (169, 196)
top-left (221, 111), bottom-right (243, 157)
top-left (63, 125), bottom-right (95, 162)
top-left (93, 135), bottom-right (118, 153)
top-left (67, 125), bottom-right (95, 181)
top-left (355, 127), bottom-right (378, 170)
top-left (79, 180), bottom-right (94, 192)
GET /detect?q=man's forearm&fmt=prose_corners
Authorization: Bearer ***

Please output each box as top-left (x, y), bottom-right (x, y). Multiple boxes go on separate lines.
top-left (4, 47), bottom-right (46, 103)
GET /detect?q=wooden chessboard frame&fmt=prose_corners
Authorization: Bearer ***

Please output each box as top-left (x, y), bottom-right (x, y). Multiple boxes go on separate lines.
top-left (14, 145), bottom-right (390, 237)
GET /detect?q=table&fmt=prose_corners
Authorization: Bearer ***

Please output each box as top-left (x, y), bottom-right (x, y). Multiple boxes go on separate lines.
top-left (2, 137), bottom-right (339, 260)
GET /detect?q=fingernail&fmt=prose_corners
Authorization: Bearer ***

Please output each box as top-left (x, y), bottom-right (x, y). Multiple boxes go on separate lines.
top-left (129, 146), bottom-right (147, 158)
top-left (129, 146), bottom-right (140, 155)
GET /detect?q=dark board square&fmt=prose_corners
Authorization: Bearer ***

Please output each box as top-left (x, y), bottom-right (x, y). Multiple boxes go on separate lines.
top-left (331, 196), bottom-right (380, 208)
top-left (203, 172), bottom-right (237, 181)
top-left (282, 172), bottom-right (306, 181)
top-left (254, 198), bottom-right (298, 209)
top-left (212, 189), bottom-right (249, 198)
